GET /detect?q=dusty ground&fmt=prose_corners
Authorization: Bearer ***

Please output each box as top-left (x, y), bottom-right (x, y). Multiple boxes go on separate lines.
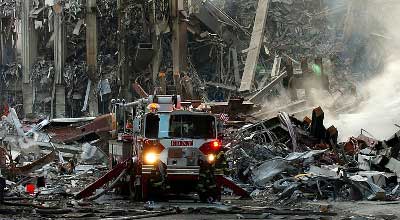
top-left (142, 199), bottom-right (400, 220)
top-left (329, 201), bottom-right (400, 219)
top-left (0, 195), bottom-right (399, 219)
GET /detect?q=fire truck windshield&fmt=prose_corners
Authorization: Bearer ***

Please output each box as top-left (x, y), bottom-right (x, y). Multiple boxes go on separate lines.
top-left (168, 114), bottom-right (216, 139)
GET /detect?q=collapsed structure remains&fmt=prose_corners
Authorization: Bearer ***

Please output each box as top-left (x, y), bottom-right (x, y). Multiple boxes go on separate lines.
top-left (0, 0), bottom-right (399, 219)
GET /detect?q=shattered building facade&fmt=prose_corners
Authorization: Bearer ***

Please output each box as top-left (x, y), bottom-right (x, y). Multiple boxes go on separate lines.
top-left (0, 0), bottom-right (390, 119)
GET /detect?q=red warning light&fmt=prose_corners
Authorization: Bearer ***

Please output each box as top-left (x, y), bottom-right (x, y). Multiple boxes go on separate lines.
top-left (212, 141), bottom-right (220, 149)
top-left (26, 183), bottom-right (35, 194)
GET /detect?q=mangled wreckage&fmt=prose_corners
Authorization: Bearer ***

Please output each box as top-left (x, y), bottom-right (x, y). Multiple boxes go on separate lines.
top-left (0, 0), bottom-right (398, 219)
top-left (226, 107), bottom-right (400, 204)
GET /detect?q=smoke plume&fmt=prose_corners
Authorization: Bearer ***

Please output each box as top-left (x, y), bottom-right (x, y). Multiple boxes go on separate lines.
top-left (326, 1), bottom-right (400, 141)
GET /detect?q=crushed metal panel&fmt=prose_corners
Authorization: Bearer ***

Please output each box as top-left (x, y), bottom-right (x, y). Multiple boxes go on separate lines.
top-left (248, 71), bottom-right (287, 104)
top-left (75, 158), bottom-right (129, 199)
top-left (216, 175), bottom-right (249, 198)
top-left (251, 158), bottom-right (288, 187)
top-left (50, 117), bottom-right (96, 124)
top-left (73, 19), bottom-right (84, 35)
top-left (350, 175), bottom-right (386, 201)
top-left (191, 0), bottom-right (242, 44)
top-left (15, 150), bottom-right (56, 175)
top-left (385, 158), bottom-right (400, 177)
top-left (46, 124), bottom-right (84, 143)
top-left (47, 114), bottom-right (113, 143)
top-left (29, 6), bottom-right (45, 18)
top-left (6, 108), bottom-right (25, 136)
top-left (284, 149), bottom-right (326, 161)
top-left (270, 55), bottom-right (282, 78)
top-left (358, 154), bottom-right (373, 171)
top-left (77, 113), bottom-right (114, 135)
top-left (308, 165), bottom-right (340, 178)
top-left (357, 171), bottom-right (391, 188)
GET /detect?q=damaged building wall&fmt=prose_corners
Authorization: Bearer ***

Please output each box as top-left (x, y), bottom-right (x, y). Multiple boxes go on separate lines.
top-left (0, 1), bottom-right (21, 117)
top-left (0, 0), bottom-right (392, 119)
top-left (17, 0), bottom-right (122, 118)
top-left (0, 0), bottom-right (129, 118)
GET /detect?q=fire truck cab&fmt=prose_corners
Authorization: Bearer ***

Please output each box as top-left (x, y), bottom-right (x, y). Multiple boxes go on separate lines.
top-left (111, 95), bottom-right (222, 201)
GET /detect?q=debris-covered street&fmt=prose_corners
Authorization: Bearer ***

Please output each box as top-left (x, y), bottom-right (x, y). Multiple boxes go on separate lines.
top-left (1, 0), bottom-right (400, 219)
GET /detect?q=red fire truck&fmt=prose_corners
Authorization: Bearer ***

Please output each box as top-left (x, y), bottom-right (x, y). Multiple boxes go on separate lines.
top-left (110, 95), bottom-right (223, 201)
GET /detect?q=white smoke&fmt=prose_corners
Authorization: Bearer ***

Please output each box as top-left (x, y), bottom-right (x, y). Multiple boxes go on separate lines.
top-left (327, 60), bottom-right (400, 140)
top-left (326, 2), bottom-right (400, 141)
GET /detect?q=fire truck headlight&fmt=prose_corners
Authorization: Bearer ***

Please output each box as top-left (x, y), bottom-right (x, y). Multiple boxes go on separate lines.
top-left (207, 154), bottom-right (216, 163)
top-left (144, 152), bottom-right (158, 164)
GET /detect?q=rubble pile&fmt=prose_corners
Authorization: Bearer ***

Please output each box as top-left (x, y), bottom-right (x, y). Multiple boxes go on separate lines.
top-left (0, 98), bottom-right (399, 219)
top-left (224, 0), bottom-right (342, 59)
top-left (225, 107), bottom-right (400, 205)
top-left (266, 0), bottom-right (343, 58)
top-left (0, 0), bottom-right (388, 119)
top-left (0, 0), bottom-right (17, 17)
top-left (0, 108), bottom-right (112, 213)
top-left (0, 0), bottom-right (378, 118)
top-left (220, 0), bottom-right (385, 103)
top-left (7, 0), bottom-right (123, 117)
top-left (0, 0), bottom-right (398, 218)
top-left (0, 63), bottom-right (21, 88)
top-left (0, 107), bottom-right (345, 219)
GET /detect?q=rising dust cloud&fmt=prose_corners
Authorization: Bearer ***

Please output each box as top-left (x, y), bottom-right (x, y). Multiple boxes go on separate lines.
top-left (326, 2), bottom-right (400, 141)
top-left (328, 60), bottom-right (400, 141)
